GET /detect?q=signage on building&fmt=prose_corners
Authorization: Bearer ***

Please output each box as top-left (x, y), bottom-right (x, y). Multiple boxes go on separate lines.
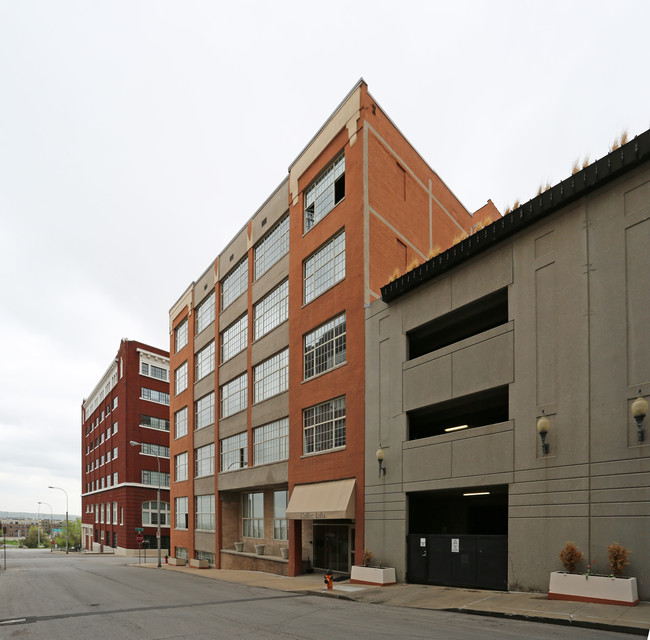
top-left (451, 538), bottom-right (459, 553)
top-left (300, 512), bottom-right (327, 519)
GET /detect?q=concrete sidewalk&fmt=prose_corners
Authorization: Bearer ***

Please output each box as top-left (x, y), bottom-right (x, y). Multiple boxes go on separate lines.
top-left (138, 563), bottom-right (650, 636)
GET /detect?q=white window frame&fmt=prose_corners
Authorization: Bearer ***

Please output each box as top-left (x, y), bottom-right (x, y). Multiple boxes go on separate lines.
top-left (253, 418), bottom-right (289, 465)
top-left (220, 432), bottom-right (248, 471)
top-left (175, 497), bottom-right (188, 530)
top-left (304, 153), bottom-right (345, 231)
top-left (273, 490), bottom-right (288, 540)
top-left (303, 396), bottom-right (346, 454)
top-left (175, 318), bottom-right (188, 353)
top-left (175, 451), bottom-right (188, 482)
top-left (254, 214), bottom-right (289, 280)
top-left (195, 340), bottom-right (215, 381)
top-left (175, 362), bottom-right (188, 395)
top-left (253, 349), bottom-right (288, 403)
top-left (304, 313), bottom-right (346, 379)
top-left (221, 314), bottom-right (248, 362)
top-left (220, 373), bottom-right (248, 418)
top-left (195, 290), bottom-right (216, 335)
top-left (195, 443), bottom-right (215, 478)
top-left (174, 406), bottom-right (188, 439)
top-left (195, 392), bottom-right (215, 430)
top-left (195, 494), bottom-right (215, 531)
top-left (304, 230), bottom-right (345, 303)
top-left (242, 492), bottom-right (264, 538)
top-left (221, 258), bottom-right (248, 311)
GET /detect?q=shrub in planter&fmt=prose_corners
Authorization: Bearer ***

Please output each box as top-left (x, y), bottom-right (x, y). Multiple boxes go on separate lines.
top-left (559, 541), bottom-right (583, 573)
top-left (607, 543), bottom-right (630, 577)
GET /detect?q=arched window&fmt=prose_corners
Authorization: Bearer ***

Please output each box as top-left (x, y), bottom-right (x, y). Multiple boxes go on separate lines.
top-left (142, 500), bottom-right (170, 526)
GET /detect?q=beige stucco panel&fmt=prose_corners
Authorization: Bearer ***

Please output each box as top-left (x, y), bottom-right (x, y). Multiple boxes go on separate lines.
top-left (251, 324), bottom-right (289, 367)
top-left (194, 476), bottom-right (215, 495)
top-left (250, 391), bottom-right (289, 428)
top-left (194, 531), bottom-right (216, 553)
top-left (403, 354), bottom-right (452, 412)
top-left (403, 441), bottom-right (452, 483)
top-left (218, 461), bottom-right (288, 492)
top-left (401, 277), bottom-right (451, 333)
top-left (217, 411), bottom-right (247, 440)
top-left (194, 424), bottom-right (215, 448)
top-left (451, 429), bottom-right (513, 477)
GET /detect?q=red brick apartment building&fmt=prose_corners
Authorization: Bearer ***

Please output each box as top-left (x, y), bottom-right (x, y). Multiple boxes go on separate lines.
top-left (168, 80), bottom-right (497, 575)
top-left (81, 339), bottom-right (170, 555)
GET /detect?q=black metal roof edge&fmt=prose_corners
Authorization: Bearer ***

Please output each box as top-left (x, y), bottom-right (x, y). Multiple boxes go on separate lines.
top-left (381, 129), bottom-right (650, 303)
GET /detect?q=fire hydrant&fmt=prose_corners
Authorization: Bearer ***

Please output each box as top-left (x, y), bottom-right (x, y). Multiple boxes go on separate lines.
top-left (324, 569), bottom-right (333, 591)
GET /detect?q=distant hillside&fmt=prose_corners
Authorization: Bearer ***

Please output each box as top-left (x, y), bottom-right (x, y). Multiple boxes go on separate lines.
top-left (0, 511), bottom-right (79, 521)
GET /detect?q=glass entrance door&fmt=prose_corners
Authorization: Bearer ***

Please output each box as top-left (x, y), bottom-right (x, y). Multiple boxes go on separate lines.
top-left (313, 522), bottom-right (353, 573)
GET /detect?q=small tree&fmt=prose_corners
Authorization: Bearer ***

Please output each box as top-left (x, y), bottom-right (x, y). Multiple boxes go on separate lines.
top-left (607, 543), bottom-right (630, 577)
top-left (559, 541), bottom-right (583, 573)
top-left (21, 525), bottom-right (40, 548)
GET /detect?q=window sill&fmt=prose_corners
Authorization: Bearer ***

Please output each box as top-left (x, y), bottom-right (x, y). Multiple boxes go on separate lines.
top-left (302, 360), bottom-right (347, 384)
top-left (300, 445), bottom-right (346, 459)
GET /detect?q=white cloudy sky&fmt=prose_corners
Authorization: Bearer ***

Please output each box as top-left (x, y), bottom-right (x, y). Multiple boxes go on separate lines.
top-left (1, 1), bottom-right (649, 517)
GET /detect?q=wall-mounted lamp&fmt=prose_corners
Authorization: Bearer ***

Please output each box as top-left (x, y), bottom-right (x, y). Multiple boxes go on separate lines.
top-left (631, 391), bottom-right (648, 444)
top-left (376, 446), bottom-right (386, 476)
top-left (537, 411), bottom-right (550, 455)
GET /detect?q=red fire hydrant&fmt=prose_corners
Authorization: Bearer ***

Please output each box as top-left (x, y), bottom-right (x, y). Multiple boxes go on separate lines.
top-left (324, 569), bottom-right (333, 591)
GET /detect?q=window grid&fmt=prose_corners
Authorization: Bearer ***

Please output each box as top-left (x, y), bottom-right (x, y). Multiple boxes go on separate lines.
top-left (196, 550), bottom-right (215, 565)
top-left (304, 154), bottom-right (345, 231)
top-left (174, 406), bottom-right (188, 438)
top-left (253, 349), bottom-right (288, 403)
top-left (220, 432), bottom-right (248, 471)
top-left (221, 258), bottom-right (248, 310)
top-left (303, 396), bottom-right (346, 454)
top-left (195, 392), bottom-right (215, 430)
top-left (254, 214), bottom-right (290, 280)
top-left (150, 365), bottom-right (167, 381)
top-left (175, 318), bottom-right (188, 352)
top-left (142, 500), bottom-right (169, 526)
top-left (242, 492), bottom-right (263, 538)
top-left (175, 452), bottom-right (188, 482)
top-left (195, 341), bottom-right (215, 381)
top-left (175, 362), bottom-right (188, 395)
top-left (195, 494), bottom-right (215, 531)
top-left (304, 231), bottom-right (345, 303)
top-left (141, 443), bottom-right (169, 458)
top-left (141, 387), bottom-right (170, 405)
top-left (142, 469), bottom-right (170, 487)
top-left (141, 415), bottom-right (170, 432)
top-left (221, 314), bottom-right (248, 362)
top-left (175, 546), bottom-right (189, 559)
top-left (304, 314), bottom-right (346, 379)
top-left (254, 280), bottom-right (288, 340)
top-left (220, 373), bottom-right (248, 418)
top-left (195, 291), bottom-right (216, 335)
top-left (253, 418), bottom-right (289, 465)
top-left (195, 443), bottom-right (215, 477)
top-left (274, 490), bottom-right (288, 540)
top-left (175, 497), bottom-right (188, 530)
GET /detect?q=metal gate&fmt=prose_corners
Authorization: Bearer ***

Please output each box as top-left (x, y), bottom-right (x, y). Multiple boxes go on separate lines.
top-left (407, 534), bottom-right (507, 590)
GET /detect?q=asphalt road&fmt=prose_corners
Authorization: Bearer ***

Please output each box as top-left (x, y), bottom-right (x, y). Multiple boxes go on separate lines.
top-left (0, 549), bottom-right (633, 639)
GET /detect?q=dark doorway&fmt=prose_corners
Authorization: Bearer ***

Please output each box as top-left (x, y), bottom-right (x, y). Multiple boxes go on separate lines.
top-left (313, 521), bottom-right (353, 573)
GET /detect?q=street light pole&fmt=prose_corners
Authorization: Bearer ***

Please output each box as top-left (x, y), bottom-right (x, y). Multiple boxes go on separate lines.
top-left (37, 502), bottom-right (41, 548)
top-left (39, 502), bottom-right (53, 552)
top-left (130, 441), bottom-right (162, 567)
top-left (48, 486), bottom-right (68, 553)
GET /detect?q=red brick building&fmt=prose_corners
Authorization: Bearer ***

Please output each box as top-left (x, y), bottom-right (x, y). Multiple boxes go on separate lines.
top-left (81, 339), bottom-right (170, 555)
top-left (168, 80), bottom-right (497, 574)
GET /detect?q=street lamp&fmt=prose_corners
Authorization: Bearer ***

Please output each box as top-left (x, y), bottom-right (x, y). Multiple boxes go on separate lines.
top-left (38, 501), bottom-right (53, 552)
top-left (130, 441), bottom-right (162, 567)
top-left (48, 486), bottom-right (68, 554)
top-left (37, 502), bottom-right (41, 548)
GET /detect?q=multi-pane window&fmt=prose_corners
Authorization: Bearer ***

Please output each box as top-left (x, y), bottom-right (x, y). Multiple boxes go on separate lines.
top-left (142, 500), bottom-right (170, 526)
top-left (254, 214), bottom-right (290, 280)
top-left (141, 415), bottom-right (170, 432)
top-left (174, 407), bottom-right (188, 438)
top-left (195, 291), bottom-right (216, 335)
top-left (142, 469), bottom-right (170, 487)
top-left (253, 418), bottom-right (289, 465)
top-left (304, 231), bottom-right (345, 303)
top-left (175, 362), bottom-right (188, 395)
top-left (304, 153), bottom-right (345, 231)
top-left (221, 258), bottom-right (248, 310)
top-left (175, 497), bottom-right (188, 529)
top-left (220, 373), bottom-right (248, 418)
top-left (253, 350), bottom-right (288, 403)
top-left (113, 446), bottom-right (118, 459)
top-left (141, 362), bottom-right (149, 375)
top-left (100, 503), bottom-right (104, 523)
top-left (254, 280), bottom-right (288, 340)
top-left (150, 365), bottom-right (168, 381)
top-left (303, 396), bottom-right (346, 454)
top-left (274, 490), bottom-right (288, 540)
top-left (195, 392), bottom-right (215, 430)
top-left (196, 551), bottom-right (215, 566)
top-left (195, 443), bottom-right (215, 477)
top-left (175, 318), bottom-right (188, 353)
top-left (221, 315), bottom-right (248, 362)
top-left (220, 432), bottom-right (248, 471)
top-left (195, 341), bottom-right (215, 381)
top-left (195, 494), bottom-right (215, 530)
top-left (113, 502), bottom-right (118, 524)
top-left (175, 452), bottom-right (188, 482)
top-left (141, 388), bottom-right (170, 405)
top-left (141, 443), bottom-right (170, 458)
top-left (175, 546), bottom-right (188, 559)
top-left (304, 313), bottom-right (346, 379)
top-left (113, 472), bottom-right (118, 485)
top-left (243, 492), bottom-right (264, 538)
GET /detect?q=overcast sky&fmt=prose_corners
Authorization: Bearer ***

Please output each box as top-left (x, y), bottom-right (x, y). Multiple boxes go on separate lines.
top-left (1, 1), bottom-right (649, 518)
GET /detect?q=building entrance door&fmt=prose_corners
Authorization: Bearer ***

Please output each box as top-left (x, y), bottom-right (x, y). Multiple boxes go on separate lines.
top-left (313, 521), bottom-right (353, 573)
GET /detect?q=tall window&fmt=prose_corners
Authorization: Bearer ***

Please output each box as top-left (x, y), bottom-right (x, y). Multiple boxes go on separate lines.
top-left (141, 388), bottom-right (170, 405)
top-left (195, 291), bottom-right (215, 335)
top-left (274, 490), bottom-right (288, 540)
top-left (304, 153), bottom-right (345, 231)
top-left (195, 443), bottom-right (215, 477)
top-left (175, 318), bottom-right (188, 352)
top-left (142, 469), bottom-right (170, 487)
top-left (195, 341), bottom-right (215, 381)
top-left (254, 280), bottom-right (288, 340)
top-left (304, 231), bottom-right (345, 303)
top-left (220, 373), bottom-right (248, 418)
top-left (195, 392), bottom-right (215, 430)
top-left (221, 258), bottom-right (248, 310)
top-left (253, 349), bottom-right (288, 403)
top-left (142, 501), bottom-right (170, 526)
top-left (304, 313), bottom-right (346, 379)
top-left (150, 365), bottom-right (168, 381)
top-left (254, 214), bottom-right (290, 279)
top-left (175, 452), bottom-right (188, 482)
top-left (175, 497), bottom-right (188, 529)
top-left (253, 418), bottom-right (289, 465)
top-left (113, 502), bottom-right (117, 524)
top-left (221, 314), bottom-right (248, 362)
top-left (303, 396), bottom-right (346, 454)
top-left (195, 494), bottom-right (215, 530)
top-left (141, 415), bottom-right (169, 432)
top-left (174, 406), bottom-right (188, 438)
top-left (220, 432), bottom-right (248, 471)
top-left (175, 546), bottom-right (189, 559)
top-left (175, 362), bottom-right (188, 395)
top-left (242, 492), bottom-right (263, 538)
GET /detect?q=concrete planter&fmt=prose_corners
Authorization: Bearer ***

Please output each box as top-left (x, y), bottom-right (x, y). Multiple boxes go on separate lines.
top-left (168, 557), bottom-right (186, 566)
top-left (234, 542), bottom-right (244, 552)
top-left (548, 571), bottom-right (638, 606)
top-left (280, 547), bottom-right (289, 559)
top-left (254, 544), bottom-right (265, 556)
top-left (350, 566), bottom-right (396, 586)
top-left (189, 558), bottom-right (210, 569)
